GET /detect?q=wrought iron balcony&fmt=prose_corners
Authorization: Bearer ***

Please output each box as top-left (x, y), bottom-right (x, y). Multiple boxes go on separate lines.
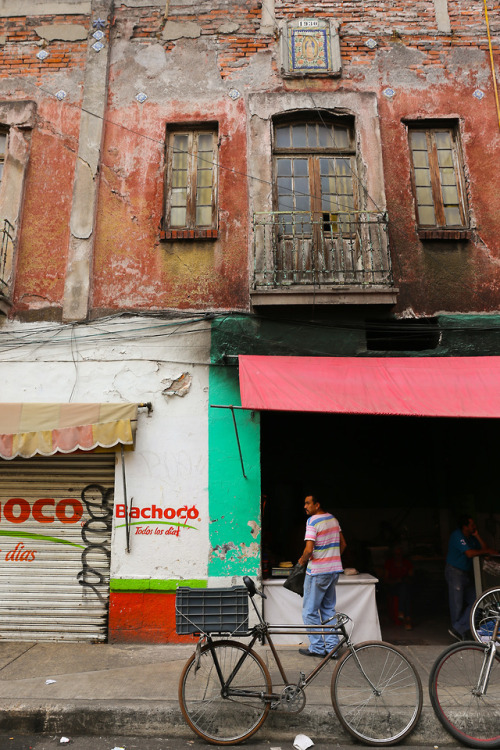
top-left (0, 218), bottom-right (14, 315)
top-left (252, 211), bottom-right (394, 302)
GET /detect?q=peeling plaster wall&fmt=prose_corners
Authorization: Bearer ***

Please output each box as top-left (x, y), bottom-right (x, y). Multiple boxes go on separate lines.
top-left (91, 24), bottom-right (251, 313)
top-left (0, 317), bottom-right (212, 583)
top-left (3, 0), bottom-right (500, 320)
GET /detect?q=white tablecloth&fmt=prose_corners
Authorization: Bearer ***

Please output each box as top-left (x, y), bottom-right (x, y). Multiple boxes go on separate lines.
top-left (263, 573), bottom-right (381, 645)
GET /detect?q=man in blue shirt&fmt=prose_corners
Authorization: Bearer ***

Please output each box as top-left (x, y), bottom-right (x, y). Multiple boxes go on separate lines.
top-left (445, 515), bottom-right (498, 640)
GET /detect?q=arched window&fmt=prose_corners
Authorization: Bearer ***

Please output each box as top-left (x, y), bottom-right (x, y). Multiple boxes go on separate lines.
top-left (273, 116), bottom-right (356, 235)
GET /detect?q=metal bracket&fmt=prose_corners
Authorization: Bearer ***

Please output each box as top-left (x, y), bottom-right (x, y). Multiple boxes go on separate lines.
top-left (211, 404), bottom-right (248, 479)
top-left (120, 444), bottom-right (132, 552)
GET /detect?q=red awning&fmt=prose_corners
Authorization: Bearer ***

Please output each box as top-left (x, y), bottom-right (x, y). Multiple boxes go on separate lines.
top-left (238, 355), bottom-right (500, 417)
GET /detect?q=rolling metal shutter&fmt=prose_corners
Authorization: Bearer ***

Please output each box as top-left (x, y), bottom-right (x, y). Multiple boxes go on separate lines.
top-left (0, 454), bottom-right (115, 642)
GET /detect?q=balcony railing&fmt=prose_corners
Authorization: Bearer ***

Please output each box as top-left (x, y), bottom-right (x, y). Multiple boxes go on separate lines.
top-left (0, 218), bottom-right (14, 296)
top-left (252, 211), bottom-right (393, 290)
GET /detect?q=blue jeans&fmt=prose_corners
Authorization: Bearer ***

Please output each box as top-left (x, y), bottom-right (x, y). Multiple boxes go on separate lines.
top-left (445, 563), bottom-right (476, 636)
top-left (302, 572), bottom-right (340, 654)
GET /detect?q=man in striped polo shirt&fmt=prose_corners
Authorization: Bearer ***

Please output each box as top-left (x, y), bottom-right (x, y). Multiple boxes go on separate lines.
top-left (298, 494), bottom-right (346, 657)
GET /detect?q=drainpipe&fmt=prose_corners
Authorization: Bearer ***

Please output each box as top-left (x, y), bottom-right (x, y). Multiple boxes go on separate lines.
top-left (483, 0), bottom-right (500, 131)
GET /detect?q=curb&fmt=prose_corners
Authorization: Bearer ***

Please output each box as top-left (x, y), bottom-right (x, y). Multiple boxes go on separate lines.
top-left (0, 701), bottom-right (457, 744)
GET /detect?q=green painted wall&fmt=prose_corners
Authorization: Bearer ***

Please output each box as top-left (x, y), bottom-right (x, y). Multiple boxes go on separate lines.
top-left (208, 364), bottom-right (261, 577)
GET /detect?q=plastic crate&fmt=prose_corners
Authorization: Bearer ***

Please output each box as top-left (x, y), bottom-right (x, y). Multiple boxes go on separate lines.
top-left (175, 586), bottom-right (249, 635)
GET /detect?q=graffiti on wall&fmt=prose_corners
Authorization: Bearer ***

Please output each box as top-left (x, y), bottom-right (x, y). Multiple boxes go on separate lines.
top-left (77, 484), bottom-right (113, 603)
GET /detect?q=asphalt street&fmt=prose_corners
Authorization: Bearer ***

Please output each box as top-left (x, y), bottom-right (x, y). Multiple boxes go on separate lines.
top-left (0, 737), bottom-right (466, 750)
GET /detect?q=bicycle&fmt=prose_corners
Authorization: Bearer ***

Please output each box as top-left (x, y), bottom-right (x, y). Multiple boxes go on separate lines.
top-left (470, 586), bottom-right (500, 643)
top-left (429, 610), bottom-right (500, 748)
top-left (176, 576), bottom-right (423, 746)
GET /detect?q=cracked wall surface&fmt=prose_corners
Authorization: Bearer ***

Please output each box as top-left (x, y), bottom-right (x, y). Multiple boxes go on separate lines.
top-left (3, 0), bottom-right (500, 320)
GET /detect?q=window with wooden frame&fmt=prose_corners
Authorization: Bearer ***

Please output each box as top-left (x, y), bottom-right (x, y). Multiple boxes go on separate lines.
top-left (273, 117), bottom-right (356, 237)
top-left (162, 125), bottom-right (218, 240)
top-left (408, 124), bottom-right (469, 239)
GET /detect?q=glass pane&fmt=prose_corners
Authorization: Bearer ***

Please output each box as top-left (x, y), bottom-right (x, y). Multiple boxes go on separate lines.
top-left (306, 123), bottom-right (318, 148)
top-left (343, 194), bottom-right (355, 211)
top-left (321, 176), bottom-right (335, 194)
top-left (437, 149), bottom-right (454, 168)
top-left (318, 124), bottom-right (334, 148)
top-left (418, 205), bottom-right (436, 225)
top-left (277, 159), bottom-right (292, 176)
top-left (171, 207), bottom-right (187, 226)
top-left (440, 167), bottom-right (457, 186)
top-left (172, 170), bottom-right (187, 188)
top-left (278, 189), bottom-right (294, 211)
top-left (336, 177), bottom-right (353, 198)
top-left (320, 158), bottom-right (336, 176)
top-left (172, 149), bottom-right (188, 171)
top-left (0, 163), bottom-right (4, 181)
top-left (442, 185), bottom-right (459, 205)
top-left (410, 131), bottom-right (427, 150)
top-left (196, 205), bottom-right (212, 225)
top-left (197, 151), bottom-right (213, 170)
top-left (334, 127), bottom-right (349, 148)
top-left (0, 133), bottom-right (6, 156)
top-left (414, 168), bottom-right (431, 186)
top-left (198, 133), bottom-right (213, 151)
top-left (295, 193), bottom-right (310, 211)
top-left (293, 158), bottom-right (308, 176)
top-left (322, 196), bottom-right (339, 212)
top-left (444, 206), bottom-right (462, 225)
top-left (173, 134), bottom-right (188, 152)
top-left (276, 126), bottom-right (290, 148)
top-left (197, 168), bottom-right (212, 187)
top-left (277, 176), bottom-right (293, 195)
top-left (197, 187), bottom-right (212, 205)
top-left (171, 188), bottom-right (187, 207)
top-left (291, 124), bottom-right (307, 147)
top-left (336, 158), bottom-right (351, 176)
top-left (434, 131), bottom-right (452, 150)
top-left (416, 187), bottom-right (434, 205)
top-left (412, 150), bottom-right (429, 168)
top-left (294, 177), bottom-right (309, 197)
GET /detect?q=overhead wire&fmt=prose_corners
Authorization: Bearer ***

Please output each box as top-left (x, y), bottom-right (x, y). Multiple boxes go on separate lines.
top-left (19, 75), bottom-right (377, 216)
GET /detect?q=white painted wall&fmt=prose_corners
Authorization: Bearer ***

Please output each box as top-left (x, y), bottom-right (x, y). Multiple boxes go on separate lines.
top-left (0, 315), bottom-right (211, 583)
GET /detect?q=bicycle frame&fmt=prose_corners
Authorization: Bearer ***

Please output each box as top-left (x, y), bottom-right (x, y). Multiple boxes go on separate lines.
top-left (474, 617), bottom-right (499, 697)
top-left (202, 589), bottom-right (373, 705)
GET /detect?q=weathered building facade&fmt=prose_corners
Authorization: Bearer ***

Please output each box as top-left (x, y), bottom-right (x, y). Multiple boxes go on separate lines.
top-left (0, 0), bottom-right (499, 642)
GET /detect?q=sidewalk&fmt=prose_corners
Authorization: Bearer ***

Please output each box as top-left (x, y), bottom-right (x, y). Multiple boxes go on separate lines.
top-left (0, 640), bottom-right (454, 744)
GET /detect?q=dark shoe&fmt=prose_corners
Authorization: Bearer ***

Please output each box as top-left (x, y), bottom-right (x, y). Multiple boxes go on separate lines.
top-left (298, 647), bottom-right (326, 657)
top-left (329, 644), bottom-right (344, 660)
top-left (448, 627), bottom-right (464, 641)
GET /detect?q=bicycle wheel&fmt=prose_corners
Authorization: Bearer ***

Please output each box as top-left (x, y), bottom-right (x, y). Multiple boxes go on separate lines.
top-left (179, 639), bottom-right (272, 745)
top-left (429, 641), bottom-right (500, 748)
top-left (470, 587), bottom-right (500, 643)
top-left (331, 641), bottom-right (423, 745)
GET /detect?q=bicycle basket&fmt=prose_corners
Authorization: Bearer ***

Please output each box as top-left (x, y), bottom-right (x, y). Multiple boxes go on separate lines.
top-left (175, 586), bottom-right (249, 635)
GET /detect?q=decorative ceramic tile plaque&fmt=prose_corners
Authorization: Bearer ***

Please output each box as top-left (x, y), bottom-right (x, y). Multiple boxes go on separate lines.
top-left (280, 18), bottom-right (341, 77)
top-left (290, 28), bottom-right (330, 71)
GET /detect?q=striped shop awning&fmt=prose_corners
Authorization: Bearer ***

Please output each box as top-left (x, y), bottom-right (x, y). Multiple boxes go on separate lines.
top-left (0, 403), bottom-right (138, 460)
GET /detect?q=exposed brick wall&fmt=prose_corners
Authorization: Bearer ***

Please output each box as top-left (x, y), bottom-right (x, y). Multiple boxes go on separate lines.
top-left (115, 0), bottom-right (499, 80)
top-left (0, 14), bottom-right (92, 78)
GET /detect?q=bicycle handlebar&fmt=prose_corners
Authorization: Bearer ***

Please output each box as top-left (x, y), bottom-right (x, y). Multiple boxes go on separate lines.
top-left (243, 575), bottom-right (267, 599)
